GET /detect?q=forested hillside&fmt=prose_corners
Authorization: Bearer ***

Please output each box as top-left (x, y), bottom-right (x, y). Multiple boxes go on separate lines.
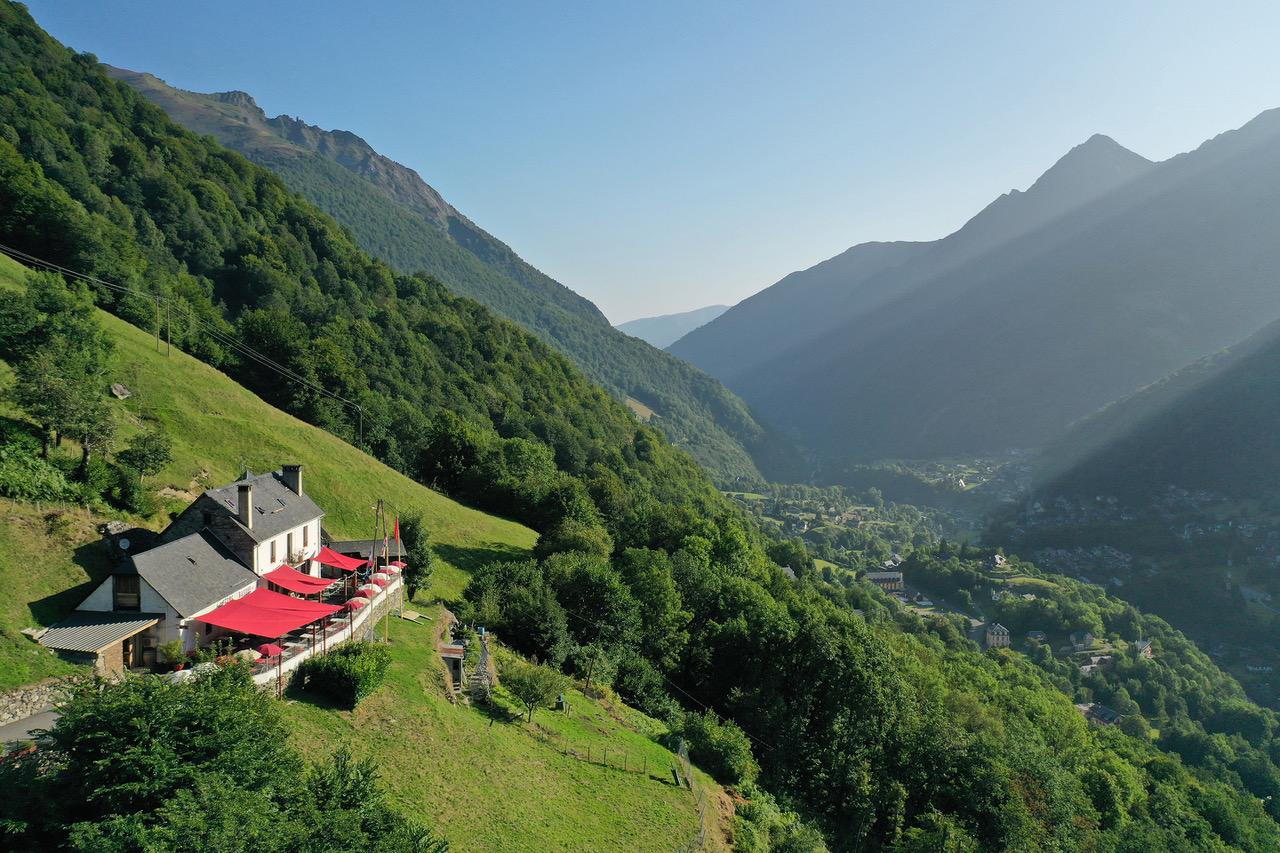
top-left (5, 4), bottom-right (1280, 848)
top-left (104, 67), bottom-right (795, 485)
top-left (1036, 319), bottom-right (1280, 500)
top-left (672, 118), bottom-right (1280, 472)
top-left (989, 319), bottom-right (1280, 715)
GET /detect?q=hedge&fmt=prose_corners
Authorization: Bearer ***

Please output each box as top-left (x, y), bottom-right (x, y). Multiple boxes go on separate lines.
top-left (296, 642), bottom-right (391, 709)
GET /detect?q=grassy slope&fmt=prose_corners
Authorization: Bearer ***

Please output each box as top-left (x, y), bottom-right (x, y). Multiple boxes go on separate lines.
top-left (0, 251), bottom-right (532, 682)
top-left (0, 255), bottom-right (724, 851)
top-left (286, 612), bottom-right (723, 853)
top-left (0, 499), bottom-right (110, 689)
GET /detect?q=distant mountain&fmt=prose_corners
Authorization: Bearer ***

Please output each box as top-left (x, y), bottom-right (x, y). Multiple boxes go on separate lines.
top-left (671, 135), bottom-right (1153, 387)
top-left (107, 68), bottom-right (797, 484)
top-left (1036, 318), bottom-right (1280, 501)
top-left (617, 304), bottom-right (729, 349)
top-left (671, 115), bottom-right (1280, 472)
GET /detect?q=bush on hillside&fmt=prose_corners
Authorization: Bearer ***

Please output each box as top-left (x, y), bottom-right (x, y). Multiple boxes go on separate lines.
top-left (296, 642), bottom-right (391, 709)
top-left (613, 649), bottom-right (678, 721)
top-left (398, 512), bottom-right (434, 600)
top-left (0, 444), bottom-right (82, 502)
top-left (533, 517), bottom-right (613, 560)
top-left (733, 782), bottom-right (829, 853)
top-left (0, 663), bottom-right (447, 851)
top-left (499, 656), bottom-right (569, 723)
top-left (676, 710), bottom-right (758, 786)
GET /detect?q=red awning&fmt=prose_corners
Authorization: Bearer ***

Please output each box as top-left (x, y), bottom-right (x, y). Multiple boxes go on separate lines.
top-left (196, 588), bottom-right (340, 637)
top-left (314, 546), bottom-right (368, 572)
top-left (263, 564), bottom-right (335, 595)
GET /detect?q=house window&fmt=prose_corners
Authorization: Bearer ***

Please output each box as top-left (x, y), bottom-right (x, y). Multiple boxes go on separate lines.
top-left (270, 539), bottom-right (277, 564)
top-left (114, 575), bottom-right (140, 611)
top-left (287, 532), bottom-right (294, 560)
top-left (303, 525), bottom-right (309, 548)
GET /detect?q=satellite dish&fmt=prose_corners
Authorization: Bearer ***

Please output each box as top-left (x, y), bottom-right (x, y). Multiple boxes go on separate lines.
top-left (118, 537), bottom-right (131, 551)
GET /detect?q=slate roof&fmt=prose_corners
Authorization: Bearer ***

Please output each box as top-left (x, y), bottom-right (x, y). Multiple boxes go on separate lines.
top-left (124, 530), bottom-right (258, 617)
top-left (203, 470), bottom-right (324, 544)
top-left (39, 611), bottom-right (163, 653)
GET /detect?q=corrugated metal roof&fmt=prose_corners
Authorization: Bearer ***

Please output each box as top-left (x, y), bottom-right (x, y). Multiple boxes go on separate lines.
top-left (39, 611), bottom-right (163, 653)
top-left (328, 539), bottom-right (403, 558)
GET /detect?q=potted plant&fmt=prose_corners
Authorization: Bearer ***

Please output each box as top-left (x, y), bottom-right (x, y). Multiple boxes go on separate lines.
top-left (158, 639), bottom-right (185, 672)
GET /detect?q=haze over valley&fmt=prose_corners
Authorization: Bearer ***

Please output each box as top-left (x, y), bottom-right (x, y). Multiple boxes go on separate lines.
top-left (7, 3), bottom-right (1280, 851)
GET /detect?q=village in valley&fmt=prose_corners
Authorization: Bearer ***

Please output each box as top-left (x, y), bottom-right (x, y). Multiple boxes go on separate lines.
top-left (724, 482), bottom-right (1173, 730)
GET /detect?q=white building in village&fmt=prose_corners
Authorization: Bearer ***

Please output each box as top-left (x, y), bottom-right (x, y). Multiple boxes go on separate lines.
top-left (38, 465), bottom-right (387, 674)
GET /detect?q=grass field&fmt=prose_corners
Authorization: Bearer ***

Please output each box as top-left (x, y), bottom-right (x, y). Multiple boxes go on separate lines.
top-left (1006, 576), bottom-right (1062, 593)
top-left (285, 611), bottom-right (724, 853)
top-left (0, 252), bottom-right (535, 680)
top-left (0, 499), bottom-right (113, 690)
top-left (0, 255), bottom-right (730, 851)
top-left (624, 396), bottom-right (657, 422)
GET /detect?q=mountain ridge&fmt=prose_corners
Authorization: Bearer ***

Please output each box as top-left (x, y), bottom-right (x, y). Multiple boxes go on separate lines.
top-left (617, 303), bottom-right (729, 349)
top-left (106, 66), bottom-right (798, 483)
top-left (672, 109), bottom-right (1280, 469)
top-left (671, 132), bottom-right (1153, 387)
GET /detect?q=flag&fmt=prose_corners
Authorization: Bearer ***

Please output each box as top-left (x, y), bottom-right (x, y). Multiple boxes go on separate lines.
top-left (394, 517), bottom-right (400, 542)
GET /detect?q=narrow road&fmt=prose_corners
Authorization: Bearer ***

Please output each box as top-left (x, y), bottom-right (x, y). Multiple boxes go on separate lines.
top-left (0, 709), bottom-right (57, 746)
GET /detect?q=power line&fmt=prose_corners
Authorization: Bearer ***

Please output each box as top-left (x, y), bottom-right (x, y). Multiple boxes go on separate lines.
top-left (0, 242), bottom-right (366, 442)
top-left (1, 243), bottom-right (773, 750)
top-left (0, 242), bottom-right (344, 400)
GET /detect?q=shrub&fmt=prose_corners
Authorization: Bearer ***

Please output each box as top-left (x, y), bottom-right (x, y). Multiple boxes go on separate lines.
top-left (157, 640), bottom-right (185, 670)
top-left (297, 642), bottom-right (391, 709)
top-left (499, 656), bottom-right (569, 723)
top-left (398, 512), bottom-right (434, 600)
top-left (677, 710), bottom-right (758, 786)
top-left (613, 649), bottom-right (679, 721)
top-left (115, 469), bottom-right (158, 515)
top-left (0, 444), bottom-right (81, 502)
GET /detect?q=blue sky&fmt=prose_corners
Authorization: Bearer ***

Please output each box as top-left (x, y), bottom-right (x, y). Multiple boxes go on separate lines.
top-left (25, 1), bottom-right (1280, 322)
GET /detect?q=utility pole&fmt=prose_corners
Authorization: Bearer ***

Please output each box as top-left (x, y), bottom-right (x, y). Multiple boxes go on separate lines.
top-left (154, 298), bottom-right (161, 351)
top-left (165, 301), bottom-right (171, 356)
top-left (584, 652), bottom-right (597, 695)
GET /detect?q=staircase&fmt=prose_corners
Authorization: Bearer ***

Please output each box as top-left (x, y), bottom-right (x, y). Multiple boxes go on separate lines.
top-left (467, 633), bottom-right (492, 703)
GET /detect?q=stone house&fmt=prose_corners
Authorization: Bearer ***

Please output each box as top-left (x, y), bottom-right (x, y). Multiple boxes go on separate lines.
top-left (865, 570), bottom-right (904, 591)
top-left (40, 465), bottom-right (326, 673)
top-left (985, 623), bottom-right (1011, 649)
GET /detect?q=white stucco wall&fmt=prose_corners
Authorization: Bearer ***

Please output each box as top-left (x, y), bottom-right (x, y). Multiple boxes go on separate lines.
top-left (250, 518), bottom-right (322, 575)
top-left (78, 577), bottom-right (114, 611)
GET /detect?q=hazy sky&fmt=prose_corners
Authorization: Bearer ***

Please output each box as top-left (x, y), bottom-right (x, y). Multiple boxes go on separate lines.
top-left (25, 1), bottom-right (1280, 323)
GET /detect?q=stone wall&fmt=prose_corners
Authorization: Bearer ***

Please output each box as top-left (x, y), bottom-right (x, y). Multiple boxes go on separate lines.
top-left (0, 678), bottom-right (71, 728)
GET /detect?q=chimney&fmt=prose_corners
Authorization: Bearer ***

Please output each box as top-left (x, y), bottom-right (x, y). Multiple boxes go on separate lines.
top-left (282, 464), bottom-right (303, 496)
top-left (237, 483), bottom-right (253, 530)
